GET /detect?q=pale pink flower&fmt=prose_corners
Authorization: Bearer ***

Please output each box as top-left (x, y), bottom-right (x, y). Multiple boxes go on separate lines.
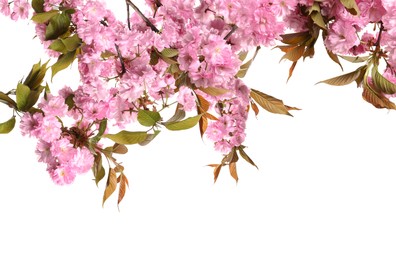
top-left (70, 147), bottom-right (94, 174)
top-left (324, 20), bottom-right (360, 54)
top-left (20, 112), bottom-right (43, 137)
top-left (10, 0), bottom-right (29, 20)
top-left (39, 94), bottom-right (68, 117)
top-left (40, 116), bottom-right (62, 143)
top-left (49, 166), bottom-right (76, 185)
top-left (0, 0), bottom-right (10, 16)
top-left (177, 86), bottom-right (196, 112)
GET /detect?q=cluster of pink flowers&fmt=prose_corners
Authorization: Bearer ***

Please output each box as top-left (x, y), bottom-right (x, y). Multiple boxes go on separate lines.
top-left (2, 0), bottom-right (396, 192)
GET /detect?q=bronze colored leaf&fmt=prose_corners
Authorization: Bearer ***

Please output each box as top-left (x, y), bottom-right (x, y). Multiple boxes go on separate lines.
top-left (280, 45), bottom-right (305, 62)
top-left (117, 173), bottom-right (129, 208)
top-left (362, 83), bottom-right (396, 110)
top-left (250, 100), bottom-right (260, 117)
top-left (280, 31), bottom-right (310, 45)
top-left (339, 55), bottom-right (369, 63)
top-left (102, 168), bottom-right (117, 206)
top-left (250, 89), bottom-right (295, 116)
top-left (236, 46), bottom-right (260, 78)
top-left (372, 66), bottom-right (396, 94)
top-left (196, 94), bottom-right (210, 112)
top-left (287, 61), bottom-right (298, 82)
top-left (208, 164), bottom-right (222, 183)
top-left (0, 92), bottom-right (16, 108)
top-left (317, 66), bottom-right (365, 86)
top-left (326, 49), bottom-right (343, 70)
top-left (112, 143), bottom-right (128, 154)
top-left (198, 114), bottom-right (208, 137)
top-left (198, 87), bottom-right (229, 96)
top-left (237, 146), bottom-right (258, 169)
top-left (165, 103), bottom-right (185, 124)
top-left (229, 162), bottom-right (238, 183)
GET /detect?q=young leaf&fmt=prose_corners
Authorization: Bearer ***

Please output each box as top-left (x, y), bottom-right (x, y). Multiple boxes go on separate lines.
top-left (197, 87), bottom-right (229, 96)
top-left (45, 12), bottom-right (71, 41)
top-left (340, 0), bottom-right (360, 15)
top-left (198, 114), bottom-right (208, 138)
top-left (165, 104), bottom-right (185, 124)
top-left (250, 101), bottom-right (260, 116)
top-left (92, 154), bottom-right (105, 186)
top-left (61, 34), bottom-right (81, 52)
top-left (237, 146), bottom-right (258, 169)
top-left (137, 109), bottom-right (161, 127)
top-left (236, 46), bottom-right (260, 78)
top-left (317, 66), bottom-right (365, 86)
top-left (31, 10), bottom-right (59, 23)
top-left (51, 50), bottom-right (76, 79)
top-left (208, 164), bottom-right (222, 183)
top-left (161, 48), bottom-right (179, 58)
top-left (164, 114), bottom-right (202, 131)
top-left (287, 61), bottom-right (298, 82)
top-left (117, 173), bottom-right (129, 208)
top-left (250, 89), bottom-right (295, 116)
top-left (0, 92), bottom-right (16, 108)
top-left (112, 143), bottom-right (128, 154)
top-left (280, 45), bottom-right (305, 62)
top-left (139, 130), bottom-right (160, 146)
top-left (362, 83), bottom-right (396, 110)
top-left (309, 3), bottom-right (326, 29)
top-left (229, 162), bottom-right (238, 183)
top-left (104, 131), bottom-right (148, 145)
top-left (49, 39), bottom-right (68, 54)
top-left (32, 0), bottom-right (45, 13)
top-left (372, 66), bottom-right (396, 94)
top-left (16, 83), bottom-right (31, 111)
top-left (0, 116), bottom-right (16, 134)
top-left (102, 168), bottom-right (117, 206)
top-left (280, 31), bottom-right (310, 45)
top-left (196, 94), bottom-right (211, 112)
top-left (339, 55), bottom-right (369, 63)
top-left (23, 60), bottom-right (49, 90)
top-left (326, 49), bottom-right (343, 70)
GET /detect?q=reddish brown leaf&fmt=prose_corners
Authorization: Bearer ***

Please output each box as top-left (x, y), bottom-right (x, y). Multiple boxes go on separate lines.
top-left (250, 100), bottom-right (260, 116)
top-left (199, 114), bottom-right (208, 138)
top-left (281, 45), bottom-right (305, 62)
top-left (362, 83), bottom-right (396, 110)
top-left (117, 173), bottom-right (128, 208)
top-left (208, 164), bottom-right (222, 183)
top-left (102, 168), bottom-right (117, 207)
top-left (229, 162), bottom-right (238, 183)
top-left (280, 31), bottom-right (310, 45)
top-left (287, 61), bottom-right (298, 82)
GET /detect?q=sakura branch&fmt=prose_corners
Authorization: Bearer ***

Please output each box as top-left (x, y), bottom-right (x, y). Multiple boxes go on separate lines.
top-left (1, 0), bottom-right (396, 207)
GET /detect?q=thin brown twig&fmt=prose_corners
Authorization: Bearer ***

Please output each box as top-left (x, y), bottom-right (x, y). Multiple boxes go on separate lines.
top-left (125, 0), bottom-right (160, 33)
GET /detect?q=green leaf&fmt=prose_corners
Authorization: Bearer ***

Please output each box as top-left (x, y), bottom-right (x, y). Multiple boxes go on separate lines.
top-left (104, 131), bottom-right (148, 145)
top-left (0, 116), bottom-right (16, 134)
top-left (16, 83), bottom-right (31, 111)
top-left (317, 66), bottom-right (365, 86)
top-left (48, 39), bottom-right (67, 54)
top-left (161, 48), bottom-right (179, 58)
top-left (24, 86), bottom-right (45, 111)
top-left (51, 50), bottom-right (76, 79)
top-left (137, 109), bottom-right (161, 127)
top-left (250, 89), bottom-right (294, 116)
top-left (102, 168), bottom-right (117, 207)
top-left (372, 66), bottom-right (396, 94)
top-left (339, 55), bottom-right (369, 63)
top-left (236, 46), bottom-right (260, 78)
top-left (197, 86), bottom-right (229, 96)
top-left (0, 92), bottom-right (16, 108)
top-left (340, 0), bottom-right (360, 15)
top-left (65, 93), bottom-right (75, 110)
top-left (32, 0), bottom-right (45, 13)
top-left (45, 12), bottom-right (71, 41)
top-left (309, 3), bottom-right (326, 29)
top-left (164, 114), bottom-right (202, 131)
top-left (92, 154), bottom-right (106, 186)
top-left (90, 119), bottom-right (107, 144)
top-left (31, 10), bottom-right (59, 23)
top-left (61, 34), bottom-right (81, 52)
top-left (23, 60), bottom-right (49, 90)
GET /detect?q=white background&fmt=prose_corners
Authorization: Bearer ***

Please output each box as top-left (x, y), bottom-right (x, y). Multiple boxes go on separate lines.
top-left (1, 2), bottom-right (396, 259)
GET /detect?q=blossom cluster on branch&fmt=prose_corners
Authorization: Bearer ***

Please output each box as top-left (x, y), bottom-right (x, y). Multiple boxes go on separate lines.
top-left (1, 0), bottom-right (396, 206)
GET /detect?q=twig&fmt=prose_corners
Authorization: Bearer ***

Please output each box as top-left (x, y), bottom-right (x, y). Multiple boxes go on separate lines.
top-left (125, 0), bottom-right (160, 33)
